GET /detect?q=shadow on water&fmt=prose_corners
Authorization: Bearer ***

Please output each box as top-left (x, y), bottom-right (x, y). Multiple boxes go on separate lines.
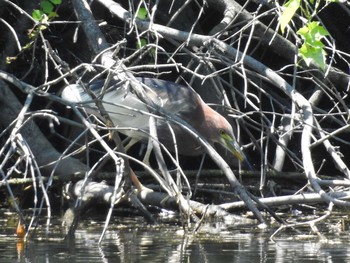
top-left (1, 210), bottom-right (350, 263)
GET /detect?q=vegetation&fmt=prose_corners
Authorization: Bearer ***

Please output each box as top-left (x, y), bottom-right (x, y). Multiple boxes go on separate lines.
top-left (0, 0), bottom-right (349, 242)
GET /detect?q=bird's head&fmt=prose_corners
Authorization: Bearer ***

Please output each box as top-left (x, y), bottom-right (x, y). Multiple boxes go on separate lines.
top-left (204, 108), bottom-right (250, 167)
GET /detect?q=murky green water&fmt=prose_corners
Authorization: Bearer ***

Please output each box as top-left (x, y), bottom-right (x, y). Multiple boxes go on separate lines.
top-left (1, 210), bottom-right (350, 263)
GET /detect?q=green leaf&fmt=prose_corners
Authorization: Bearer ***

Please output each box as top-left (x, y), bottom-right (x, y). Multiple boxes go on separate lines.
top-left (297, 21), bottom-right (329, 70)
top-left (297, 25), bottom-right (308, 37)
top-left (136, 38), bottom-right (148, 49)
top-left (309, 22), bottom-right (329, 41)
top-left (48, 11), bottom-right (59, 19)
top-left (297, 22), bottom-right (329, 48)
top-left (41, 0), bottom-right (54, 14)
top-left (136, 7), bottom-right (148, 20)
top-left (49, 0), bottom-right (62, 4)
top-left (32, 9), bottom-right (44, 21)
top-left (280, 0), bottom-right (300, 34)
top-left (299, 44), bottom-right (327, 70)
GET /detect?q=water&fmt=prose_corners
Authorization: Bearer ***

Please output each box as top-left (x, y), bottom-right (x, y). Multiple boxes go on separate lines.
top-left (1, 211), bottom-right (350, 263)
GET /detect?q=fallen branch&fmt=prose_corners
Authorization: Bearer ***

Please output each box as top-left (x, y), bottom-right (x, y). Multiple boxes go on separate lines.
top-left (221, 190), bottom-right (350, 210)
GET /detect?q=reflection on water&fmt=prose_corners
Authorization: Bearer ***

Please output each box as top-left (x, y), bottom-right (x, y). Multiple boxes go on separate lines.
top-left (1, 212), bottom-right (350, 263)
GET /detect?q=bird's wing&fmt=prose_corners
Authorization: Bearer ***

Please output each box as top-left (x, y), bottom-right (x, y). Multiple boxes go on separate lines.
top-left (61, 83), bottom-right (93, 103)
top-left (62, 77), bottom-right (201, 127)
top-left (137, 77), bottom-right (201, 118)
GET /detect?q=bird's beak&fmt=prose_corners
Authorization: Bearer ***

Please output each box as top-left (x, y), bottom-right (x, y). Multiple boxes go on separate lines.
top-left (224, 138), bottom-right (246, 162)
top-left (221, 133), bottom-right (254, 170)
top-left (223, 135), bottom-right (245, 162)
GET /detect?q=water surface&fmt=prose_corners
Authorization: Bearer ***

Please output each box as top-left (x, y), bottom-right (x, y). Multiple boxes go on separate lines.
top-left (1, 211), bottom-right (349, 263)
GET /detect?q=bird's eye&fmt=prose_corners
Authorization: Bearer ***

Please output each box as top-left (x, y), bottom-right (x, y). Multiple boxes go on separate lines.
top-left (219, 129), bottom-right (226, 136)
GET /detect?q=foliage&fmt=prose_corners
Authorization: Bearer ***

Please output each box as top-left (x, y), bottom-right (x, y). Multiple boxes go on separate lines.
top-left (136, 7), bottom-right (148, 20)
top-left (135, 7), bottom-right (149, 49)
top-left (297, 21), bottom-right (329, 69)
top-left (32, 0), bottom-right (62, 21)
top-left (280, 0), bottom-right (300, 34)
top-left (280, 0), bottom-right (336, 70)
top-left (6, 0), bottom-right (62, 64)
top-left (30, 0), bottom-right (62, 36)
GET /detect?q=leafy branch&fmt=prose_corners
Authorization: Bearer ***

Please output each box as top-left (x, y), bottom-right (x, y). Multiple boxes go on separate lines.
top-left (32, 0), bottom-right (62, 21)
top-left (6, 0), bottom-right (62, 64)
top-left (279, 0), bottom-right (338, 70)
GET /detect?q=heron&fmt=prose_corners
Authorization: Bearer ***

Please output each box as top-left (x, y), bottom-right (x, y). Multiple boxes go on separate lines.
top-left (61, 76), bottom-right (251, 186)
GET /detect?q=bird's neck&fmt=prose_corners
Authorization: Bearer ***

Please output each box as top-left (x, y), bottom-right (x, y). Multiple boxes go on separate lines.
top-left (200, 104), bottom-right (219, 143)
